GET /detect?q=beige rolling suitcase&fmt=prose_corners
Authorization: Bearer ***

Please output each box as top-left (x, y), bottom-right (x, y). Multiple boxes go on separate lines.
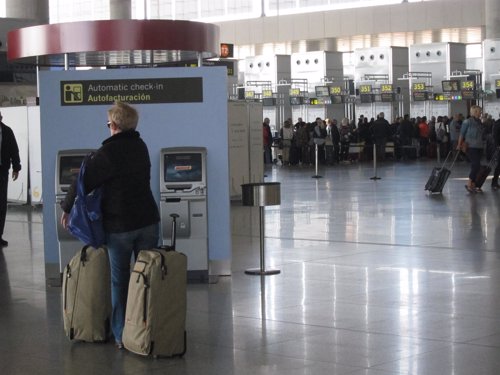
top-left (122, 248), bottom-right (187, 357)
top-left (62, 245), bottom-right (111, 342)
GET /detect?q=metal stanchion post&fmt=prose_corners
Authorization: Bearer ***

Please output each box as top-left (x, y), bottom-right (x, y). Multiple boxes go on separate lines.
top-left (242, 182), bottom-right (281, 276)
top-left (312, 143), bottom-right (323, 179)
top-left (370, 144), bottom-right (381, 180)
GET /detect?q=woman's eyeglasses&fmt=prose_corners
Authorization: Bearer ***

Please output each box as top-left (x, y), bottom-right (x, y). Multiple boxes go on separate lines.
top-left (106, 121), bottom-right (111, 128)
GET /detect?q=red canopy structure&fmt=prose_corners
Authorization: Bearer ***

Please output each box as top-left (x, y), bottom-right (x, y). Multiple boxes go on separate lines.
top-left (7, 19), bottom-right (220, 67)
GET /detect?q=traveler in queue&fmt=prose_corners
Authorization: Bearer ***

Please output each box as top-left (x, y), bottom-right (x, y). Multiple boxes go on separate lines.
top-left (60, 101), bottom-right (160, 349)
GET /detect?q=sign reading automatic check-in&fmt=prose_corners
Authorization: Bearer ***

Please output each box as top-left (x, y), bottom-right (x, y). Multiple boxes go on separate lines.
top-left (61, 77), bottom-right (203, 105)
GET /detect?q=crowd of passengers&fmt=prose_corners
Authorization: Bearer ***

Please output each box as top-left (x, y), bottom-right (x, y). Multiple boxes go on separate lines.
top-left (262, 112), bottom-right (500, 166)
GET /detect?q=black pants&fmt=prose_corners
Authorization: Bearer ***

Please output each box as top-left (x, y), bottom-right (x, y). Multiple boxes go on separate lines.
top-left (0, 174), bottom-right (8, 237)
top-left (467, 148), bottom-right (483, 183)
top-left (493, 152), bottom-right (500, 184)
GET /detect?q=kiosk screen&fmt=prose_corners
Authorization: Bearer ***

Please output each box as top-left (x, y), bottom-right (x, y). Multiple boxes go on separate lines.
top-left (59, 155), bottom-right (85, 185)
top-left (164, 153), bottom-right (203, 183)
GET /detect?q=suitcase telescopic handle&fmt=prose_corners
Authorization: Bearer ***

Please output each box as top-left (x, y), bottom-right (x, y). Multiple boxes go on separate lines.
top-left (442, 150), bottom-right (460, 171)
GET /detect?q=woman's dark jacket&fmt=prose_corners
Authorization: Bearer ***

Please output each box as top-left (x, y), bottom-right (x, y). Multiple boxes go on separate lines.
top-left (61, 130), bottom-right (160, 233)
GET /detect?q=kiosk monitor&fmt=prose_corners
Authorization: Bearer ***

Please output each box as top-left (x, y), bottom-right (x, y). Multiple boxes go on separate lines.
top-left (55, 149), bottom-right (95, 194)
top-left (59, 155), bottom-right (84, 187)
top-left (164, 153), bottom-right (203, 184)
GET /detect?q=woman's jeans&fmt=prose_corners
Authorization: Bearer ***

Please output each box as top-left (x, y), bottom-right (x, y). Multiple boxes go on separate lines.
top-left (106, 223), bottom-right (159, 343)
top-left (467, 147), bottom-right (483, 182)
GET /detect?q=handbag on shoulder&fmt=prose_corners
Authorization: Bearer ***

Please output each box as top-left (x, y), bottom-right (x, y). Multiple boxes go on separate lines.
top-left (68, 153), bottom-right (105, 248)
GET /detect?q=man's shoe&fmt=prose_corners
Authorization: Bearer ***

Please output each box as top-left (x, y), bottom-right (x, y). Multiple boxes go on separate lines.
top-left (0, 238), bottom-right (8, 247)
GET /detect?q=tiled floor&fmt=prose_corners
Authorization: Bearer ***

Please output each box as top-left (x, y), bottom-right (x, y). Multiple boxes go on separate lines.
top-left (2, 158), bottom-right (500, 374)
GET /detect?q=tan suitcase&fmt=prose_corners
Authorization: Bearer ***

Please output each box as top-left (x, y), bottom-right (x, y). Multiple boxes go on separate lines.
top-left (122, 248), bottom-right (187, 357)
top-left (62, 245), bottom-right (111, 342)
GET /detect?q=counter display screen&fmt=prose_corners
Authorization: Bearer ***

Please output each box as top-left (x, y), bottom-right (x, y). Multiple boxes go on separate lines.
top-left (290, 96), bottom-right (304, 105)
top-left (244, 90), bottom-right (255, 99)
top-left (360, 94), bottom-right (374, 103)
top-left (380, 84), bottom-right (393, 93)
top-left (442, 80), bottom-right (459, 92)
top-left (262, 89), bottom-right (273, 98)
top-left (262, 97), bottom-right (276, 106)
top-left (164, 153), bottom-right (203, 183)
top-left (289, 88), bottom-right (301, 96)
top-left (315, 86), bottom-right (330, 97)
top-left (413, 92), bottom-right (428, 101)
top-left (380, 93), bottom-right (395, 102)
top-left (329, 86), bottom-right (342, 95)
top-left (460, 80), bottom-right (476, 100)
top-left (331, 95), bottom-right (344, 104)
top-left (59, 155), bottom-right (85, 185)
top-left (496, 79), bottom-right (500, 88)
top-left (461, 80), bottom-right (475, 91)
top-left (413, 82), bottom-right (426, 91)
top-left (359, 84), bottom-right (372, 94)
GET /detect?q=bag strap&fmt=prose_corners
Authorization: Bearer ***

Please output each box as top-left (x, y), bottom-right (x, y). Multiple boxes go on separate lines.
top-left (76, 153), bottom-right (93, 198)
top-left (80, 245), bottom-right (91, 266)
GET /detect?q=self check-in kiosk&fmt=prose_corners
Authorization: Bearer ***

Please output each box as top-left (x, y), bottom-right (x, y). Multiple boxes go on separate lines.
top-left (160, 147), bottom-right (209, 282)
top-left (55, 149), bottom-right (95, 272)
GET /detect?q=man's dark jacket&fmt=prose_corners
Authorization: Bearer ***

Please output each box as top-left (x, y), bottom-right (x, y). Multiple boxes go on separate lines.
top-left (61, 130), bottom-right (160, 233)
top-left (0, 122), bottom-right (21, 176)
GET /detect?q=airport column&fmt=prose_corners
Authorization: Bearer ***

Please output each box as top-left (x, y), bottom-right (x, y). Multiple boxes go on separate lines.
top-left (486, 0), bottom-right (500, 39)
top-left (110, 0), bottom-right (132, 19)
top-left (5, 0), bottom-right (48, 23)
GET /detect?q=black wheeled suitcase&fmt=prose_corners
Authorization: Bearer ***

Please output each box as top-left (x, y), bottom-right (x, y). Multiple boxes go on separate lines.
top-left (475, 165), bottom-right (491, 189)
top-left (62, 245), bottom-right (111, 342)
top-left (122, 214), bottom-right (187, 358)
top-left (425, 150), bottom-right (459, 193)
top-left (475, 147), bottom-right (500, 189)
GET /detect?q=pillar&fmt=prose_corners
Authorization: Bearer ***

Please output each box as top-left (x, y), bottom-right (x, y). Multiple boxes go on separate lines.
top-left (5, 0), bottom-right (49, 24)
top-left (485, 0), bottom-right (500, 39)
top-left (110, 0), bottom-right (132, 19)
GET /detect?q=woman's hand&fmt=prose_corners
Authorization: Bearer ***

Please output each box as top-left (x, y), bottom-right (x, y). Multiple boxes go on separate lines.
top-left (61, 212), bottom-right (70, 230)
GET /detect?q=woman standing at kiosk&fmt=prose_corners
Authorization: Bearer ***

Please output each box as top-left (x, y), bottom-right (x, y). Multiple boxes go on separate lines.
top-left (60, 101), bottom-right (160, 348)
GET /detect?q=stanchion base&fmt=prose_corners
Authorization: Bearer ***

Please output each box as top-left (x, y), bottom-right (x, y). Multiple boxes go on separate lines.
top-left (370, 176), bottom-right (381, 180)
top-left (245, 268), bottom-right (281, 276)
top-left (312, 175), bottom-right (323, 179)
